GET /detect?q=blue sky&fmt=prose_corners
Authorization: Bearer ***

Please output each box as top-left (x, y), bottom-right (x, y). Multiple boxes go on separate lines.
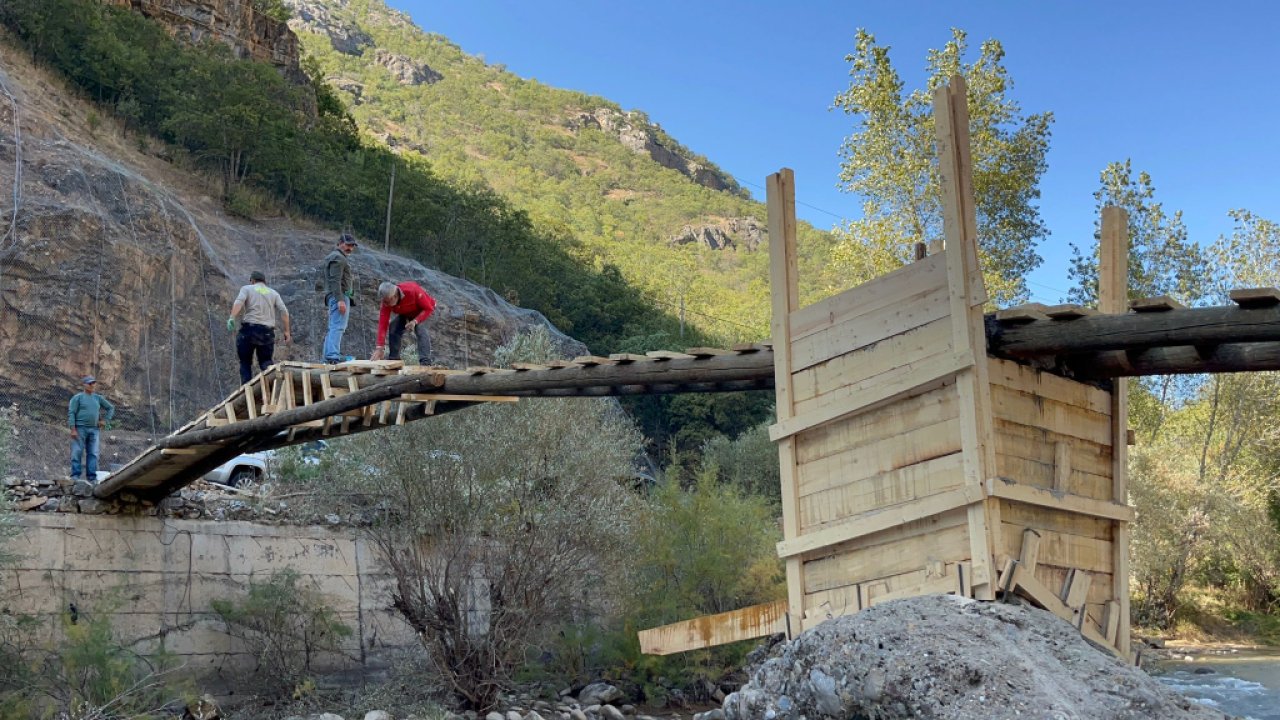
top-left (388, 1), bottom-right (1278, 303)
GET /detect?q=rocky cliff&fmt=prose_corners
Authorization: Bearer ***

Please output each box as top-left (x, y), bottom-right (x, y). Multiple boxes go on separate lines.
top-left (0, 40), bottom-right (580, 436)
top-left (99, 0), bottom-right (306, 82)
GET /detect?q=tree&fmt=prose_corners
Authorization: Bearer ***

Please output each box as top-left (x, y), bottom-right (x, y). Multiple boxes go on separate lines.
top-left (345, 328), bottom-right (644, 711)
top-left (832, 28), bottom-right (1051, 304)
top-left (1068, 160), bottom-right (1210, 306)
top-left (1210, 209), bottom-right (1280, 294)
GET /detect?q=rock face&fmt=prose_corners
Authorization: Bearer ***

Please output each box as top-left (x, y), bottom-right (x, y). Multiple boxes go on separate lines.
top-left (284, 0), bottom-right (373, 55)
top-left (669, 217), bottom-right (766, 252)
top-left (0, 44), bottom-right (582, 439)
top-left (100, 0), bottom-right (305, 83)
top-left (371, 49), bottom-right (443, 86)
top-left (568, 109), bottom-right (738, 194)
top-left (724, 595), bottom-right (1230, 720)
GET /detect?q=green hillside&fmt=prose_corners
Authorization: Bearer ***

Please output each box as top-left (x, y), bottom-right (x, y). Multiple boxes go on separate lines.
top-left (287, 0), bottom-right (842, 344)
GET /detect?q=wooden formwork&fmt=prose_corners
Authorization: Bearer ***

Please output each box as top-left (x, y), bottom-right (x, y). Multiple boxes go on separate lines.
top-left (767, 77), bottom-right (1132, 658)
top-left (640, 76), bottom-right (1133, 658)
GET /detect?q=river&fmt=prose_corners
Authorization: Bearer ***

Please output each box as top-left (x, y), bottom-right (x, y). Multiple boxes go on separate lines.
top-left (1152, 649), bottom-right (1280, 719)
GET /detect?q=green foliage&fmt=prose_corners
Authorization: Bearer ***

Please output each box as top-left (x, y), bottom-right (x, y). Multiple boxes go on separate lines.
top-left (631, 471), bottom-right (784, 625)
top-left (323, 328), bottom-right (645, 711)
top-left (252, 0), bottom-right (291, 23)
top-left (1068, 159), bottom-right (1210, 305)
top-left (698, 420), bottom-right (780, 503)
top-left (210, 568), bottom-right (353, 697)
top-left (831, 28), bottom-right (1051, 304)
top-left (0, 605), bottom-right (183, 718)
top-left (1130, 373), bottom-right (1280, 627)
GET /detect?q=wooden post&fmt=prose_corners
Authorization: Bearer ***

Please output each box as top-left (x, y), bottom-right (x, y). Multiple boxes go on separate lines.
top-left (934, 76), bottom-right (998, 599)
top-left (1100, 205), bottom-right (1132, 657)
top-left (767, 168), bottom-right (803, 636)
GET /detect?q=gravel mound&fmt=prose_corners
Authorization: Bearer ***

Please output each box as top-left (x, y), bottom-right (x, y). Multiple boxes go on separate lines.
top-left (724, 594), bottom-right (1232, 720)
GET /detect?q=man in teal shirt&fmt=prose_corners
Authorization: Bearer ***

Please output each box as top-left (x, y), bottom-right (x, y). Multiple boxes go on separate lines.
top-left (68, 375), bottom-right (115, 482)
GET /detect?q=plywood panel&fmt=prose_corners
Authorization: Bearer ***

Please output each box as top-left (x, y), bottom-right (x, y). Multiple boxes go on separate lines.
top-left (790, 252), bottom-right (947, 341)
top-left (790, 279), bottom-right (951, 372)
top-left (797, 416), bottom-right (962, 497)
top-left (796, 383), bottom-right (959, 465)
top-left (793, 317), bottom-right (953, 410)
top-left (803, 512), bottom-right (970, 594)
top-left (799, 452), bottom-right (965, 530)
top-left (992, 385), bottom-right (1113, 446)
top-left (1000, 523), bottom-right (1113, 574)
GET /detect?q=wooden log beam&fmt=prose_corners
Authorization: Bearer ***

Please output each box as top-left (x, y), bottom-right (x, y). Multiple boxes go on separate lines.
top-left (440, 350), bottom-right (776, 395)
top-left (1060, 342), bottom-right (1280, 378)
top-left (986, 304), bottom-right (1280, 357)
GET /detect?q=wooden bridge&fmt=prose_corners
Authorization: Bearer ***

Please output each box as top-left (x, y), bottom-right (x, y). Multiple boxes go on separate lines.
top-left (93, 347), bottom-right (776, 501)
top-left (95, 293), bottom-right (1280, 503)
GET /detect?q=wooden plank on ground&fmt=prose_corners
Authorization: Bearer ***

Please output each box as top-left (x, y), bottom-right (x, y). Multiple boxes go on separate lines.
top-left (572, 355), bottom-right (615, 366)
top-left (1002, 558), bottom-right (1119, 657)
top-left (638, 600), bottom-right (788, 655)
top-left (608, 353), bottom-right (649, 364)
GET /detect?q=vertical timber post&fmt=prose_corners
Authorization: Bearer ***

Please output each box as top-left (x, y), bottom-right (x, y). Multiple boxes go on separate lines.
top-left (934, 76), bottom-right (998, 599)
top-left (1100, 205), bottom-right (1132, 658)
top-left (767, 168), bottom-right (804, 636)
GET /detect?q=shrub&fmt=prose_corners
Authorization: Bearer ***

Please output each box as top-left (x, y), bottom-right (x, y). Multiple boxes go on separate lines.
top-left (343, 328), bottom-right (644, 711)
top-left (0, 606), bottom-right (183, 718)
top-left (210, 568), bottom-right (353, 697)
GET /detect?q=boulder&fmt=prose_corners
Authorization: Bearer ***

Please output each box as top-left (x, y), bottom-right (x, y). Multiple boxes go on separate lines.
top-left (364, 712), bottom-right (393, 720)
top-left (577, 683), bottom-right (623, 706)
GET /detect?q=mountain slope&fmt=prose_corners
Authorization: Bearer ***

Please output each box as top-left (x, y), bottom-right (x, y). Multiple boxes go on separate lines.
top-left (284, 0), bottom-right (842, 343)
top-left (0, 36), bottom-right (577, 436)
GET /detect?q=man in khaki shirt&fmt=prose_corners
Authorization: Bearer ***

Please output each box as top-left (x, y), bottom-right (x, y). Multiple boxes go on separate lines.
top-left (228, 270), bottom-right (292, 384)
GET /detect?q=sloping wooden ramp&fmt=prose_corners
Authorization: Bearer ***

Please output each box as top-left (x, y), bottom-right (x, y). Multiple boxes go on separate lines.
top-left (95, 348), bottom-right (777, 502)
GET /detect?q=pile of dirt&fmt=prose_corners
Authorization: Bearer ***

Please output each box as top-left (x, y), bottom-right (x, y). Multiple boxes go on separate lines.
top-left (724, 594), bottom-right (1231, 720)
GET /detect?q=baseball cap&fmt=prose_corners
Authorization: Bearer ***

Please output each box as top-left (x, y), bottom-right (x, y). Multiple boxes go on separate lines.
top-left (339, 233), bottom-right (358, 246)
top-left (82, 375), bottom-right (96, 385)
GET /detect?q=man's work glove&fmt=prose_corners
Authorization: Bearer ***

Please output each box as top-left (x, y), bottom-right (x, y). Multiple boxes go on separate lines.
top-left (226, 317), bottom-right (235, 332)
top-left (405, 320), bottom-right (417, 333)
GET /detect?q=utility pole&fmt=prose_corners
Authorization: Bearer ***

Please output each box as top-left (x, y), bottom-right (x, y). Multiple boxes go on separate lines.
top-left (383, 159), bottom-right (396, 252)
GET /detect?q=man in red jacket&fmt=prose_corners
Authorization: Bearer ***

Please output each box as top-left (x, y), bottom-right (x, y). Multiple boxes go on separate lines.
top-left (371, 280), bottom-right (437, 365)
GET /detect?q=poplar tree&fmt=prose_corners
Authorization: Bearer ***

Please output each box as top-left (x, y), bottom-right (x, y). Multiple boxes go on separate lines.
top-left (832, 28), bottom-right (1052, 305)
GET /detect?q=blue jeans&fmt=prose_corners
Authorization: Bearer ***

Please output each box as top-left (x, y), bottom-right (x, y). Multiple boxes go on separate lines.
top-left (323, 295), bottom-right (349, 361)
top-left (71, 426), bottom-right (100, 480)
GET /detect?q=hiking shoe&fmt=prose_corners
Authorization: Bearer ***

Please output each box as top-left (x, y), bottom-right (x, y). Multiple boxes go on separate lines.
top-left (325, 355), bottom-right (356, 364)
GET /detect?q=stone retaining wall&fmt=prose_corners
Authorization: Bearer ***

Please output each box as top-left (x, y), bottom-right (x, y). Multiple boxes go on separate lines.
top-left (0, 514), bottom-right (426, 680)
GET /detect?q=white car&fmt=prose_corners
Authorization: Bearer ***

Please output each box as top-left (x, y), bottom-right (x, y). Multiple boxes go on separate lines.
top-left (202, 440), bottom-right (329, 487)
top-left (203, 452), bottom-right (269, 487)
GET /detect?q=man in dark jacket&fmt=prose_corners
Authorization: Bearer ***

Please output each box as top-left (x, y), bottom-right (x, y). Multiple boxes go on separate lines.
top-left (371, 280), bottom-right (437, 365)
top-left (322, 233), bottom-right (357, 363)
top-left (68, 375), bottom-right (115, 482)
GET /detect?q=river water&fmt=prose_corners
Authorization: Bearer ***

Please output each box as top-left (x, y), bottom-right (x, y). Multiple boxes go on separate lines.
top-left (1152, 649), bottom-right (1280, 719)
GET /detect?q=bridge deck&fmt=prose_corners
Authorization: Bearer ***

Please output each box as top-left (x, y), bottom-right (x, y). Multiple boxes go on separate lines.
top-left (94, 347), bottom-right (777, 501)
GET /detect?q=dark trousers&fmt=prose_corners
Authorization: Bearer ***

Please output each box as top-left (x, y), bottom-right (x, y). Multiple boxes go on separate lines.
top-left (387, 314), bottom-right (433, 364)
top-left (236, 323), bottom-right (276, 384)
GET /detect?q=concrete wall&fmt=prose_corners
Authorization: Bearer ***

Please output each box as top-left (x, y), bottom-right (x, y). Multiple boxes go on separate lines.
top-left (0, 513), bottom-right (420, 680)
